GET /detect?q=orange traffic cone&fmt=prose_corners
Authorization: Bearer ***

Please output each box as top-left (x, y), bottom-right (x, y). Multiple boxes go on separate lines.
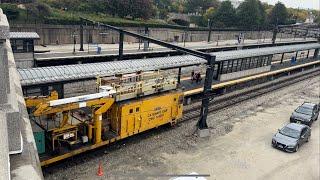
top-left (97, 162), bottom-right (104, 177)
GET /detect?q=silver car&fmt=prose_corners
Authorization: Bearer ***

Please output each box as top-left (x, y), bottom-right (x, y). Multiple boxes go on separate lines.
top-left (272, 123), bottom-right (311, 152)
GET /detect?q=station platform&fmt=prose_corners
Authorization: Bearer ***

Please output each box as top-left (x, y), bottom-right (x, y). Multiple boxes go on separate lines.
top-left (34, 38), bottom-right (315, 61)
top-left (179, 57), bottom-right (320, 96)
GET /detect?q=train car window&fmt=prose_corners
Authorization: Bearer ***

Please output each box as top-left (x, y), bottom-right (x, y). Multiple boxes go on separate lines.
top-left (136, 107), bottom-right (140, 112)
top-left (129, 109), bottom-right (133, 114)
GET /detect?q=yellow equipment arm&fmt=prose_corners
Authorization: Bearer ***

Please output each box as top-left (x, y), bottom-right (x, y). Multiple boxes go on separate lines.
top-left (25, 91), bottom-right (59, 108)
top-left (33, 98), bottom-right (115, 116)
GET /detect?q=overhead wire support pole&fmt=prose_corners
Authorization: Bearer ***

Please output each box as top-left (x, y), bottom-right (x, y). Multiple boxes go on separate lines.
top-left (119, 31), bottom-right (124, 60)
top-left (80, 17), bottom-right (210, 60)
top-left (79, 20), bottom-right (84, 51)
top-left (207, 20), bottom-right (212, 43)
top-left (198, 55), bottom-right (216, 130)
top-left (80, 17), bottom-right (216, 132)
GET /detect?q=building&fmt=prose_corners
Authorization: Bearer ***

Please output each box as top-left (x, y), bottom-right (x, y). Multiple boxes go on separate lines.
top-left (10, 31), bottom-right (40, 68)
top-left (305, 11), bottom-right (315, 24)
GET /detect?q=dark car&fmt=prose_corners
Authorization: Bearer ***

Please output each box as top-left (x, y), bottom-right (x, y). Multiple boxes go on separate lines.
top-left (290, 102), bottom-right (319, 126)
top-left (272, 123), bottom-right (311, 152)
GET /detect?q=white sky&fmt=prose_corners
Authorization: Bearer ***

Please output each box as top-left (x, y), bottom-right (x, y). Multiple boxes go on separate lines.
top-left (260, 0), bottom-right (320, 10)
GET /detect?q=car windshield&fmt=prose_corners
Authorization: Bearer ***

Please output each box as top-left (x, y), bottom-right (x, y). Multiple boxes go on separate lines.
top-left (295, 106), bottom-right (313, 115)
top-left (280, 127), bottom-right (300, 139)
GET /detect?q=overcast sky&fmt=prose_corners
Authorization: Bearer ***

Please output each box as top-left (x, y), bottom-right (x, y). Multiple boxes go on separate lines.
top-left (260, 0), bottom-right (320, 10)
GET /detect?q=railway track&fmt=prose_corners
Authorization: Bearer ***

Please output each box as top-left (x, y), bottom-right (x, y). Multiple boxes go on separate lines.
top-left (182, 67), bottom-right (320, 123)
top-left (43, 63), bottom-right (319, 172)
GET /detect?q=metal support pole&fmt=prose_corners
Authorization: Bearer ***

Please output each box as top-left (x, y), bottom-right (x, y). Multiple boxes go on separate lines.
top-left (198, 55), bottom-right (216, 129)
top-left (144, 27), bottom-right (149, 51)
top-left (280, 53), bottom-right (284, 64)
top-left (73, 31), bottom-right (76, 54)
top-left (314, 48), bottom-right (319, 59)
top-left (307, 50), bottom-right (310, 58)
top-left (295, 51), bottom-right (299, 61)
top-left (79, 24), bottom-right (84, 51)
top-left (272, 26), bottom-right (278, 44)
top-left (119, 31), bottom-right (124, 60)
top-left (207, 21), bottom-right (212, 43)
top-left (177, 67), bottom-right (182, 84)
top-left (183, 31), bottom-right (187, 47)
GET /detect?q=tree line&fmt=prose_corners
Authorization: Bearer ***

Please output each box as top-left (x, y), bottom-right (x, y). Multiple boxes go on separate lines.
top-left (1, 0), bottom-right (319, 29)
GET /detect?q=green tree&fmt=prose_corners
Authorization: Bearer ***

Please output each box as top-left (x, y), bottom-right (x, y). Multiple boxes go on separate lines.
top-left (0, 3), bottom-right (20, 20)
top-left (26, 2), bottom-right (52, 21)
top-left (204, 7), bottom-right (216, 20)
top-left (106, 0), bottom-right (131, 17)
top-left (153, 0), bottom-right (171, 18)
top-left (315, 15), bottom-right (320, 25)
top-left (130, 0), bottom-right (154, 20)
top-left (257, 1), bottom-right (267, 27)
top-left (106, 0), bottom-right (154, 20)
top-left (212, 0), bottom-right (236, 28)
top-left (236, 0), bottom-right (265, 29)
top-left (269, 2), bottom-right (288, 25)
top-left (184, 0), bottom-right (219, 14)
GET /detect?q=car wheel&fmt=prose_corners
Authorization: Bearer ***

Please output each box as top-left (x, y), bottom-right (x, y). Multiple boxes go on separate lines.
top-left (294, 145), bottom-right (299, 152)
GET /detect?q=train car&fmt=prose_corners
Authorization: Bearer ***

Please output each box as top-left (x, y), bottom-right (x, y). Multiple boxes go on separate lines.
top-left (26, 72), bottom-right (183, 166)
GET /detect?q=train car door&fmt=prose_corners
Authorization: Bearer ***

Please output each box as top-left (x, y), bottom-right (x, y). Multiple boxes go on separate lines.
top-left (134, 106), bottom-right (142, 133)
top-left (171, 96), bottom-right (178, 119)
top-left (127, 107), bottom-right (135, 135)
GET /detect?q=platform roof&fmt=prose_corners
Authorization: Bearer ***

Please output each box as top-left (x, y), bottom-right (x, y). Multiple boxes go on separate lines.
top-left (10, 32), bottom-right (40, 40)
top-left (19, 43), bottom-right (320, 86)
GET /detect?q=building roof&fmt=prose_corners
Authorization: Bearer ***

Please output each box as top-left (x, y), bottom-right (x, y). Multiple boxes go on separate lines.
top-left (18, 43), bottom-right (320, 86)
top-left (10, 32), bottom-right (40, 40)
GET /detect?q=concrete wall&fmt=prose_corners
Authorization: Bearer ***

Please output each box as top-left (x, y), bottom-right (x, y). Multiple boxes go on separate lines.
top-left (0, 9), bottom-right (43, 180)
top-left (10, 24), bottom-right (295, 45)
top-left (13, 53), bottom-right (34, 69)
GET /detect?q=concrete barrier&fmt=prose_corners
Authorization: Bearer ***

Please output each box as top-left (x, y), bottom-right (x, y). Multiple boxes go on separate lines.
top-left (0, 8), bottom-right (43, 180)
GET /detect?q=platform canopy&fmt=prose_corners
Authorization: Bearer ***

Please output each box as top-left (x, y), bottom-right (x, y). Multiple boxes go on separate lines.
top-left (19, 43), bottom-right (320, 86)
top-left (10, 32), bottom-right (40, 39)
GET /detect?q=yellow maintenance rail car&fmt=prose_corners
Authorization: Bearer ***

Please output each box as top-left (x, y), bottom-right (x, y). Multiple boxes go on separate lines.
top-left (26, 71), bottom-right (183, 166)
